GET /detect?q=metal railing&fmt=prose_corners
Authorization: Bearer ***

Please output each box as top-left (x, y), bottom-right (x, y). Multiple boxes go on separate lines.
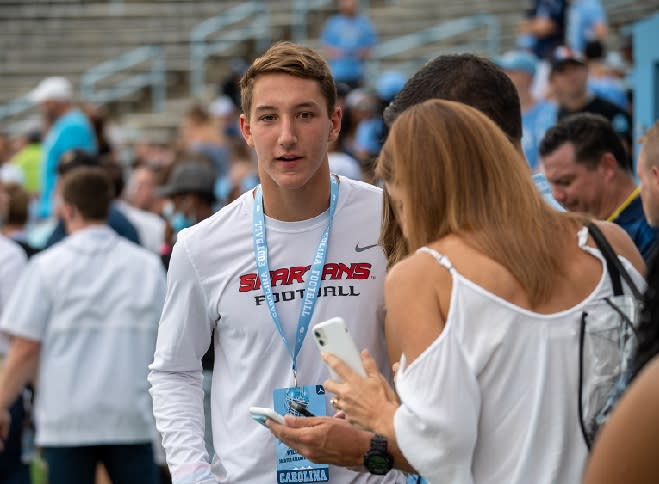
top-left (0, 96), bottom-right (35, 123)
top-left (291, 0), bottom-right (400, 43)
top-left (0, 4), bottom-right (498, 125)
top-left (292, 0), bottom-right (332, 43)
top-left (80, 45), bottom-right (166, 112)
top-left (190, 1), bottom-right (271, 98)
top-left (365, 14), bottom-right (500, 83)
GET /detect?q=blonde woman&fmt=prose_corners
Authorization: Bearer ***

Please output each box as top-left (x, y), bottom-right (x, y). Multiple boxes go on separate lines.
top-left (322, 99), bottom-right (645, 484)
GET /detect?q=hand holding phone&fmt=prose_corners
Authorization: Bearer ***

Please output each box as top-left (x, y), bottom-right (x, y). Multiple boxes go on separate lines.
top-left (312, 317), bottom-right (366, 382)
top-left (249, 407), bottom-right (286, 427)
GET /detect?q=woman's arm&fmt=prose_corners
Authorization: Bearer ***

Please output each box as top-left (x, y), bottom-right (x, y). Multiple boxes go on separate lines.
top-left (321, 252), bottom-right (450, 434)
top-left (383, 251), bottom-right (449, 366)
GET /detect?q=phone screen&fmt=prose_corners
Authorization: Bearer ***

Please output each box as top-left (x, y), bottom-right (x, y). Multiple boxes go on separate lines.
top-left (289, 400), bottom-right (316, 417)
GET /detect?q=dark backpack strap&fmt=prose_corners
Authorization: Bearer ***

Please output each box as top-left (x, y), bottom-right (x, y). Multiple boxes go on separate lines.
top-left (578, 311), bottom-right (593, 449)
top-left (587, 223), bottom-right (642, 299)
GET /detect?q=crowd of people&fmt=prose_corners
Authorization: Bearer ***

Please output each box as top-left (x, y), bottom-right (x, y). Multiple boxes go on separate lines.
top-left (0, 0), bottom-right (658, 483)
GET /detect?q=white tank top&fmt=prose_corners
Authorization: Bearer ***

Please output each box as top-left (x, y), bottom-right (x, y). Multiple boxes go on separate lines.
top-left (393, 228), bottom-right (645, 484)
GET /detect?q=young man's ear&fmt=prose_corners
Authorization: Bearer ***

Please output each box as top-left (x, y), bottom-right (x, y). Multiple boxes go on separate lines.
top-left (240, 114), bottom-right (254, 147)
top-left (599, 152), bottom-right (621, 179)
top-left (650, 165), bottom-right (659, 188)
top-left (60, 201), bottom-right (78, 222)
top-left (328, 106), bottom-right (342, 143)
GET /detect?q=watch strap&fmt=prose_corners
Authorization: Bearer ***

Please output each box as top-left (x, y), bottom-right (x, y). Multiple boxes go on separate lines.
top-left (371, 434), bottom-right (388, 452)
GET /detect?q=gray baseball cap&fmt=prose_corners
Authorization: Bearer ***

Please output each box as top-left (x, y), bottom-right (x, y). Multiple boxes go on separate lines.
top-left (159, 161), bottom-right (216, 198)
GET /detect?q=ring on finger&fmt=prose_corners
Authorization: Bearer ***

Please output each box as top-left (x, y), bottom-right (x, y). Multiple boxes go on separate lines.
top-left (330, 398), bottom-right (340, 409)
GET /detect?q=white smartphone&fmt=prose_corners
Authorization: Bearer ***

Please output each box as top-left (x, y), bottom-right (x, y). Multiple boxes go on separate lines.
top-left (249, 407), bottom-right (286, 427)
top-left (312, 317), bottom-right (366, 381)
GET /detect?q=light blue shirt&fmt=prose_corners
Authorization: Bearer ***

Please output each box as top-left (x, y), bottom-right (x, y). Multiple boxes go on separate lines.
top-left (321, 14), bottom-right (377, 83)
top-left (533, 172), bottom-right (565, 211)
top-left (588, 77), bottom-right (627, 110)
top-left (37, 110), bottom-right (97, 218)
top-left (522, 100), bottom-right (557, 172)
top-left (567, 0), bottom-right (606, 54)
top-left (355, 118), bottom-right (384, 155)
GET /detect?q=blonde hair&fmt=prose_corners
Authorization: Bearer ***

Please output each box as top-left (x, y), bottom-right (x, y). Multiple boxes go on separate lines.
top-left (640, 120), bottom-right (659, 168)
top-left (240, 41), bottom-right (336, 119)
top-left (377, 99), bottom-right (582, 306)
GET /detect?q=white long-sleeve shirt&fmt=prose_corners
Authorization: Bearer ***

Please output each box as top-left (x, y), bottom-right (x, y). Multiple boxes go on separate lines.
top-left (149, 177), bottom-right (405, 483)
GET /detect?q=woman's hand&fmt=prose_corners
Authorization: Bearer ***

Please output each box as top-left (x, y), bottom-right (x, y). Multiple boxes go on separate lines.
top-left (322, 349), bottom-right (399, 439)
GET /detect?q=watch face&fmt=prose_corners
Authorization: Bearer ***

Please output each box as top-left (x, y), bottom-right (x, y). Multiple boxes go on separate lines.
top-left (366, 454), bottom-right (392, 475)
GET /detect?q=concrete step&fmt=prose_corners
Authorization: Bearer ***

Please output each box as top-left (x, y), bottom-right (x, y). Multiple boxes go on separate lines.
top-left (1, 0), bottom-right (657, 133)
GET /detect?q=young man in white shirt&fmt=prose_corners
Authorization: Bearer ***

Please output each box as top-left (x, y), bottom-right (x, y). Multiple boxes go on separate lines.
top-left (0, 234), bottom-right (28, 483)
top-left (149, 41), bottom-right (404, 483)
top-left (0, 167), bottom-right (166, 484)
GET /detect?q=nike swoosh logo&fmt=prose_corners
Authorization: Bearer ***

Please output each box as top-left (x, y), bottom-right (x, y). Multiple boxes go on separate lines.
top-left (355, 242), bottom-right (379, 252)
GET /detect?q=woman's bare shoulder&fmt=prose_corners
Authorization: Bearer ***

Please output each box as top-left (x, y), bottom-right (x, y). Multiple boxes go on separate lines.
top-left (591, 220), bottom-right (645, 275)
top-left (384, 248), bottom-right (451, 365)
top-left (386, 247), bottom-right (453, 289)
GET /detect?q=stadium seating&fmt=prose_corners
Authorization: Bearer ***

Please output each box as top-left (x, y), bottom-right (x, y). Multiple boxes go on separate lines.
top-left (0, 0), bottom-right (656, 137)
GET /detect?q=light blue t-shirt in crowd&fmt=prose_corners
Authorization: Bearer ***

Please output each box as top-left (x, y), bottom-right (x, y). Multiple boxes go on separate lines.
top-left (37, 109), bottom-right (97, 218)
top-left (567, 0), bottom-right (606, 54)
top-left (533, 172), bottom-right (565, 211)
top-left (588, 77), bottom-right (627, 111)
top-left (320, 14), bottom-right (377, 83)
top-left (522, 100), bottom-right (557, 173)
top-left (355, 117), bottom-right (384, 156)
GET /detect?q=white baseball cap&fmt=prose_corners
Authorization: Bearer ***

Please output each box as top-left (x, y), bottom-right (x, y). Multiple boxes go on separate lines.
top-left (29, 76), bottom-right (73, 103)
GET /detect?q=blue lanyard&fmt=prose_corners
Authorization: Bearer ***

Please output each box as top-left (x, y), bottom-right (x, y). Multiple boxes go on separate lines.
top-left (252, 176), bottom-right (339, 378)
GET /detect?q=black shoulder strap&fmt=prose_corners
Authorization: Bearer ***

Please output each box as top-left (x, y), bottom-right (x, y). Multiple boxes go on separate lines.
top-left (587, 223), bottom-right (643, 300)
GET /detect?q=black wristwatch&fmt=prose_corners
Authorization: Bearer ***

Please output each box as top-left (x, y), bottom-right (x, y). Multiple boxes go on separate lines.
top-left (363, 434), bottom-right (394, 475)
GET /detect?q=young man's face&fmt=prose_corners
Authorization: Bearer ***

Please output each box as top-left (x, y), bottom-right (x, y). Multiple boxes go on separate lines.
top-left (551, 63), bottom-right (588, 106)
top-left (240, 73), bottom-right (341, 194)
top-left (40, 100), bottom-right (64, 125)
top-left (637, 146), bottom-right (659, 226)
top-left (128, 167), bottom-right (158, 211)
top-left (339, 0), bottom-right (357, 16)
top-left (542, 142), bottom-right (607, 217)
top-left (172, 192), bottom-right (205, 222)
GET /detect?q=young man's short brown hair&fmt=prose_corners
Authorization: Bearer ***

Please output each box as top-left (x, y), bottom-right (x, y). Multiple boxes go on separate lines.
top-left (380, 53), bottom-right (524, 267)
top-left (539, 113), bottom-right (630, 171)
top-left (383, 53), bottom-right (522, 142)
top-left (3, 182), bottom-right (30, 226)
top-left (61, 167), bottom-right (113, 221)
top-left (239, 41), bottom-right (337, 119)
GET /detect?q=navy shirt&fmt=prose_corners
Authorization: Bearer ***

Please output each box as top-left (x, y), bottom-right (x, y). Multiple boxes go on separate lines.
top-left (527, 0), bottom-right (567, 59)
top-left (612, 194), bottom-right (658, 262)
top-left (558, 96), bottom-right (632, 148)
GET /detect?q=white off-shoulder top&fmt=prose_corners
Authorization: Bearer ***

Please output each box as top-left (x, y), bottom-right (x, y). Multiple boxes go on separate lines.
top-left (393, 231), bottom-right (645, 484)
